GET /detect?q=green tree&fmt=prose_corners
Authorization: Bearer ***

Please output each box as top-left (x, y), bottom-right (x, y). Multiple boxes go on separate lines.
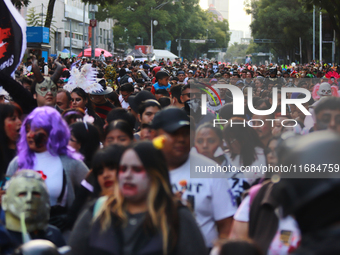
top-left (245, 0), bottom-right (313, 63)
top-left (95, 0), bottom-right (230, 59)
top-left (225, 43), bottom-right (249, 64)
top-left (26, 7), bottom-right (57, 39)
top-left (298, 0), bottom-right (340, 43)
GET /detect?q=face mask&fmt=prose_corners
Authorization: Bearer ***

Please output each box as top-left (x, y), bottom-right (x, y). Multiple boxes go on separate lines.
top-left (317, 83), bottom-right (332, 97)
top-left (35, 78), bottom-right (58, 97)
top-left (2, 171), bottom-right (50, 232)
top-left (185, 98), bottom-right (201, 114)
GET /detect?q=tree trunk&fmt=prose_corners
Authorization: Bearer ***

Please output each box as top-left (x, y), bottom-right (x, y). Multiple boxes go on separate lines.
top-left (44, 0), bottom-right (56, 29)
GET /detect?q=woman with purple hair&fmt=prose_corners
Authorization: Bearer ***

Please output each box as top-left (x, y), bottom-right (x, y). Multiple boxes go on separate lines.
top-left (6, 106), bottom-right (89, 232)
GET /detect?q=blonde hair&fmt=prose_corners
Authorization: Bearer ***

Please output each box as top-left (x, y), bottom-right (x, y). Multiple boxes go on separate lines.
top-left (95, 167), bottom-right (178, 255)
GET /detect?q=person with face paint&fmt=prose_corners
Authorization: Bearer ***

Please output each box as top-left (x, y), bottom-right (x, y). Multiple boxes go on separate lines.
top-left (1, 170), bottom-right (65, 251)
top-left (6, 107), bottom-right (89, 233)
top-left (0, 103), bottom-right (22, 179)
top-left (69, 141), bottom-right (207, 255)
top-left (0, 59), bottom-right (64, 114)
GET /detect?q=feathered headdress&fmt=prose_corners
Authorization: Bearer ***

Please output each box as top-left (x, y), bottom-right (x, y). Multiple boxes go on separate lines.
top-left (64, 64), bottom-right (103, 93)
top-left (325, 71), bottom-right (340, 85)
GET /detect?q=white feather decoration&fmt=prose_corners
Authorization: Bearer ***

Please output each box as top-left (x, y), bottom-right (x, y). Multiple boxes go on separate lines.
top-left (64, 64), bottom-right (103, 94)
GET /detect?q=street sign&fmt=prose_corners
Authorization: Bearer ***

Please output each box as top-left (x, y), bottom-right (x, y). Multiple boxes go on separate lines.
top-left (254, 39), bottom-right (280, 43)
top-left (206, 39), bottom-right (216, 43)
top-left (90, 19), bottom-right (97, 27)
top-left (189, 39), bottom-right (206, 43)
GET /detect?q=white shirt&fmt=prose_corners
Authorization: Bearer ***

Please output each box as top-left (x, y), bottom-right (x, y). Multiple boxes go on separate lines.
top-left (119, 94), bottom-right (130, 109)
top-left (225, 147), bottom-right (266, 185)
top-left (169, 151), bottom-right (237, 247)
top-left (234, 196), bottom-right (301, 255)
top-left (33, 151), bottom-right (64, 206)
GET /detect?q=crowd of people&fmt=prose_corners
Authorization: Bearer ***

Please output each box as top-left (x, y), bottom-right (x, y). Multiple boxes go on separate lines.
top-left (0, 55), bottom-right (340, 255)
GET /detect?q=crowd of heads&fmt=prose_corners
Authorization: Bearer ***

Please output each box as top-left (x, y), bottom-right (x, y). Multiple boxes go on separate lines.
top-left (0, 55), bottom-right (340, 254)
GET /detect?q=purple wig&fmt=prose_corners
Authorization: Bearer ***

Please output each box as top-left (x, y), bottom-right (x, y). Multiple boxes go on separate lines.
top-left (17, 106), bottom-right (82, 169)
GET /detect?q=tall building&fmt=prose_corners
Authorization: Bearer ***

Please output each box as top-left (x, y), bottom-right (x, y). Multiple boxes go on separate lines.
top-left (208, 0), bottom-right (229, 21)
top-left (21, 0), bottom-right (114, 57)
top-left (229, 30), bottom-right (244, 46)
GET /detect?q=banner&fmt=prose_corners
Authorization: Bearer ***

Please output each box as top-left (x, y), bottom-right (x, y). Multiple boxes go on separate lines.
top-left (0, 0), bottom-right (26, 77)
top-left (165, 40), bottom-right (171, 51)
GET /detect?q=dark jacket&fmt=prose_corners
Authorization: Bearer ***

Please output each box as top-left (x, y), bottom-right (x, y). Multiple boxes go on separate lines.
top-left (69, 202), bottom-right (207, 255)
top-left (248, 181), bottom-right (279, 254)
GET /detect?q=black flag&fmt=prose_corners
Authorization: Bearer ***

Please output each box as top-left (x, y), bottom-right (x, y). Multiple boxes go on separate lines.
top-left (0, 0), bottom-right (26, 77)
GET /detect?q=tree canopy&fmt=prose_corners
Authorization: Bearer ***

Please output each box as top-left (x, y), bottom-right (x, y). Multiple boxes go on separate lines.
top-left (94, 0), bottom-right (230, 59)
top-left (245, 0), bottom-right (313, 63)
top-left (298, 0), bottom-right (340, 43)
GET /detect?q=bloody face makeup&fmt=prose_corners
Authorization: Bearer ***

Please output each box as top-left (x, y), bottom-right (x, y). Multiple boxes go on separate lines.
top-left (118, 149), bottom-right (150, 202)
top-left (4, 111), bottom-right (22, 144)
top-left (26, 124), bottom-right (48, 152)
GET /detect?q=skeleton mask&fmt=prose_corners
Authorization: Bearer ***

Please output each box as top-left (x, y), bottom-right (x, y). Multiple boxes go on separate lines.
top-left (35, 78), bottom-right (58, 97)
top-left (2, 170), bottom-right (50, 232)
top-left (317, 82), bottom-right (332, 97)
top-left (207, 88), bottom-right (221, 107)
top-left (185, 98), bottom-right (201, 114)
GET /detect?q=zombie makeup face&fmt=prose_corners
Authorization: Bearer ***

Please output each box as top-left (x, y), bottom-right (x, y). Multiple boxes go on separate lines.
top-left (118, 149), bottom-right (150, 202)
top-left (25, 124), bottom-right (49, 152)
top-left (317, 82), bottom-right (332, 97)
top-left (2, 170), bottom-right (50, 232)
top-left (35, 78), bottom-right (58, 97)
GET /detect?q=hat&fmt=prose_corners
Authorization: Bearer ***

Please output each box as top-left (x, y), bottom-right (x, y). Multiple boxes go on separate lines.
top-left (89, 78), bottom-right (113, 95)
top-left (177, 71), bottom-right (185, 75)
top-left (236, 80), bottom-right (244, 86)
top-left (128, 90), bottom-right (156, 113)
top-left (214, 72), bottom-right (222, 78)
top-left (126, 70), bottom-right (132, 74)
top-left (189, 70), bottom-right (193, 73)
top-left (152, 107), bottom-right (190, 133)
top-left (155, 70), bottom-right (170, 80)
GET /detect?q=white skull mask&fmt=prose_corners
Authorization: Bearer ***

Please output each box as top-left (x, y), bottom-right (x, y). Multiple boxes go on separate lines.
top-left (317, 82), bottom-right (332, 97)
top-left (207, 87), bottom-right (221, 107)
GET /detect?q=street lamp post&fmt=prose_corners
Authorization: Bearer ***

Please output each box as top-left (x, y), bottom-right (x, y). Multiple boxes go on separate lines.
top-left (150, 1), bottom-right (175, 48)
top-left (137, 37), bottom-right (143, 45)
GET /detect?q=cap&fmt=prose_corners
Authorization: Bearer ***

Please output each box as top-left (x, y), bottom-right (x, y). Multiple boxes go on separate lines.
top-left (236, 80), bottom-right (244, 86)
top-left (189, 70), bottom-right (193, 73)
top-left (128, 90), bottom-right (156, 113)
top-left (152, 107), bottom-right (190, 133)
top-left (155, 70), bottom-right (170, 80)
top-left (177, 71), bottom-right (185, 75)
